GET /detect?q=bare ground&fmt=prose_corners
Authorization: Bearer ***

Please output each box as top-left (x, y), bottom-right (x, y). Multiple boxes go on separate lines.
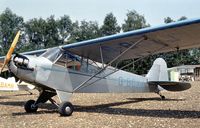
top-left (0, 82), bottom-right (200, 128)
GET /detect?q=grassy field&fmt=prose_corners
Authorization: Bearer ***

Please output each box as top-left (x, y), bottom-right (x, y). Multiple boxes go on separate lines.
top-left (0, 82), bottom-right (200, 128)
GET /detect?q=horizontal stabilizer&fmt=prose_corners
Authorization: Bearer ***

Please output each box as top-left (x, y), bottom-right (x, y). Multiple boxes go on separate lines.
top-left (148, 81), bottom-right (191, 91)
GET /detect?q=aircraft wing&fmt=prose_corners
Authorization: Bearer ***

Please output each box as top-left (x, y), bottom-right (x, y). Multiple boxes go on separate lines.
top-left (1, 18), bottom-right (200, 64)
top-left (62, 18), bottom-right (200, 63)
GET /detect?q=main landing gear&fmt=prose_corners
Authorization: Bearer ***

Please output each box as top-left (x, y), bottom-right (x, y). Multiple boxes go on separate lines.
top-left (24, 100), bottom-right (38, 112)
top-left (24, 90), bottom-right (74, 116)
top-left (58, 102), bottom-right (74, 116)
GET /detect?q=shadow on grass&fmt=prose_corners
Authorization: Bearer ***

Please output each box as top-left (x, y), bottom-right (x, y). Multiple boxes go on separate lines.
top-left (74, 97), bottom-right (199, 119)
top-left (0, 92), bottom-right (36, 99)
top-left (1, 97), bottom-right (199, 119)
top-left (0, 96), bottom-right (11, 99)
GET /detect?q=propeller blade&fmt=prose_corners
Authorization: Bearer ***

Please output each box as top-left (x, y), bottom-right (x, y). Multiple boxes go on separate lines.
top-left (0, 31), bottom-right (20, 73)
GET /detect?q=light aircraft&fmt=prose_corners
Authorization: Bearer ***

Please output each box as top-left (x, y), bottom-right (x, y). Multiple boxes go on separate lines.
top-left (1, 18), bottom-right (200, 116)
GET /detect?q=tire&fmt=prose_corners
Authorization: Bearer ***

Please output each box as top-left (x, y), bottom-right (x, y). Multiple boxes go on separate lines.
top-left (58, 102), bottom-right (74, 116)
top-left (24, 100), bottom-right (38, 113)
top-left (161, 96), bottom-right (165, 100)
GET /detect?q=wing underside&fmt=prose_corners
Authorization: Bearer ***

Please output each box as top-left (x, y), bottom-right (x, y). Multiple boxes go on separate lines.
top-left (63, 18), bottom-right (200, 63)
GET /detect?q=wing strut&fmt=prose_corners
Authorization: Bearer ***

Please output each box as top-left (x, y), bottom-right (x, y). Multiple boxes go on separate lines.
top-left (72, 36), bottom-right (147, 92)
top-left (82, 54), bottom-right (151, 88)
top-left (75, 41), bottom-right (169, 90)
top-left (100, 45), bottom-right (104, 68)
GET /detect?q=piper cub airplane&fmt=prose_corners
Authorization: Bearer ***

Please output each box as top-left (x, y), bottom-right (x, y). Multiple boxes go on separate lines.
top-left (1, 18), bottom-right (200, 116)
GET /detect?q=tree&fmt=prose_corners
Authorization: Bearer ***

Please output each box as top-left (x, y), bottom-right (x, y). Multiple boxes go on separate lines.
top-left (118, 10), bottom-right (150, 74)
top-left (100, 13), bottom-right (120, 36)
top-left (45, 15), bottom-right (59, 47)
top-left (122, 10), bottom-right (150, 32)
top-left (162, 16), bottom-right (194, 67)
top-left (57, 15), bottom-right (73, 44)
top-left (25, 18), bottom-right (47, 50)
top-left (25, 16), bottom-right (60, 49)
top-left (178, 16), bottom-right (187, 21)
top-left (190, 48), bottom-right (200, 64)
top-left (0, 8), bottom-right (24, 55)
top-left (69, 21), bottom-right (79, 42)
top-left (164, 17), bottom-right (175, 23)
top-left (71, 20), bottom-right (100, 42)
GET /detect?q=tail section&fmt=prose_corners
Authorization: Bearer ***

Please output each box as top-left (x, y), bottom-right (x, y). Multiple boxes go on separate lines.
top-left (146, 58), bottom-right (191, 92)
top-left (146, 58), bottom-right (168, 81)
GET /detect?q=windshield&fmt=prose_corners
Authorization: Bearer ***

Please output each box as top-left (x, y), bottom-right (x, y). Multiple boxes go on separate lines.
top-left (41, 47), bottom-right (63, 62)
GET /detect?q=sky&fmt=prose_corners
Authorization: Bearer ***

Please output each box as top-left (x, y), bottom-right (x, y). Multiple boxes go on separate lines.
top-left (0, 0), bottom-right (200, 26)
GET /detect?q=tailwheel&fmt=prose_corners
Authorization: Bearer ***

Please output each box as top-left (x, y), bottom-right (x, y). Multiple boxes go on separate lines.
top-left (161, 95), bottom-right (165, 100)
top-left (157, 93), bottom-right (166, 100)
top-left (24, 100), bottom-right (38, 113)
top-left (58, 102), bottom-right (74, 116)
top-left (154, 87), bottom-right (166, 100)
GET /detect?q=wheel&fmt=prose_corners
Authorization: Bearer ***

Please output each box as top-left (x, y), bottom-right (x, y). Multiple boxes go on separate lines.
top-left (24, 100), bottom-right (38, 113)
top-left (161, 95), bottom-right (165, 100)
top-left (58, 102), bottom-right (74, 116)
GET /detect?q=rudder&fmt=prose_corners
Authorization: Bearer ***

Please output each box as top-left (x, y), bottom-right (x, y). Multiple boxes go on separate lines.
top-left (146, 58), bottom-right (168, 81)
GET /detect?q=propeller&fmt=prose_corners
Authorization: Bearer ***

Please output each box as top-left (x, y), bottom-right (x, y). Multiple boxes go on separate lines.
top-left (0, 31), bottom-right (20, 73)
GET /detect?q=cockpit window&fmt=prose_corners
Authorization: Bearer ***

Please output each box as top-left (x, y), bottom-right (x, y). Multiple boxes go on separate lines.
top-left (66, 53), bottom-right (81, 70)
top-left (55, 52), bottom-right (81, 71)
top-left (55, 51), bottom-right (100, 74)
top-left (41, 47), bottom-right (63, 62)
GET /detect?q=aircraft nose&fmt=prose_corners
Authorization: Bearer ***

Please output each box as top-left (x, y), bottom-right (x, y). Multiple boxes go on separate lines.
top-left (8, 54), bottom-right (34, 76)
top-left (8, 55), bottom-right (36, 83)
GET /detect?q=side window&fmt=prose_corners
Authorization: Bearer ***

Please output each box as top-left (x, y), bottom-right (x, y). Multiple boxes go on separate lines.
top-left (55, 52), bottom-right (100, 74)
top-left (67, 60), bottom-right (81, 71)
top-left (55, 52), bottom-right (81, 71)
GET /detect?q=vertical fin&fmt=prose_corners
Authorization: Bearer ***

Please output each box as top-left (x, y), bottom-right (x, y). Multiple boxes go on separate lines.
top-left (146, 58), bottom-right (168, 81)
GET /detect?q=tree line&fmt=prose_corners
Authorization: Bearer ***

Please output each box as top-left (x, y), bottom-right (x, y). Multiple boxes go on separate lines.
top-left (0, 8), bottom-right (200, 74)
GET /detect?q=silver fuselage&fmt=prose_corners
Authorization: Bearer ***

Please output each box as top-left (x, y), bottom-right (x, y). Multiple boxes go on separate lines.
top-left (8, 54), bottom-right (152, 93)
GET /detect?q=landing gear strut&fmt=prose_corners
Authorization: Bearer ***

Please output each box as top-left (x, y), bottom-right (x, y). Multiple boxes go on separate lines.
top-left (24, 90), bottom-right (74, 116)
top-left (160, 95), bottom-right (165, 100)
top-left (24, 90), bottom-right (56, 113)
top-left (155, 91), bottom-right (165, 100)
top-left (150, 85), bottom-right (166, 100)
